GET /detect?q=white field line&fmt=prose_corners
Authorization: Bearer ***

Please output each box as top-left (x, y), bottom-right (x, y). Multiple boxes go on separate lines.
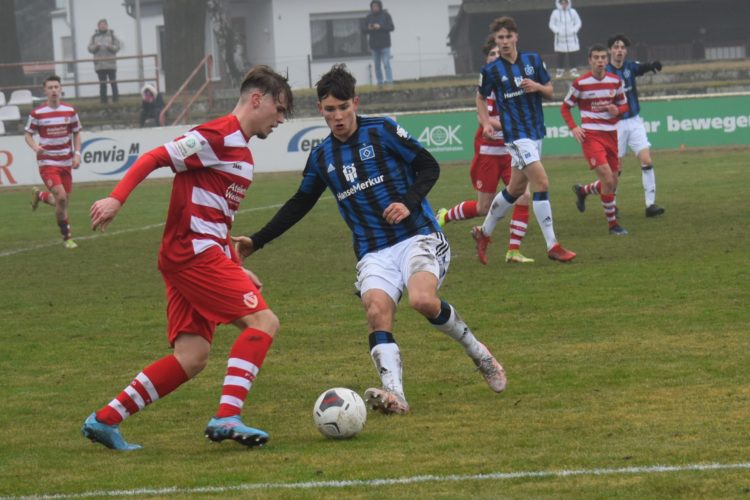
top-left (6, 461), bottom-right (750, 499)
top-left (0, 203), bottom-right (285, 258)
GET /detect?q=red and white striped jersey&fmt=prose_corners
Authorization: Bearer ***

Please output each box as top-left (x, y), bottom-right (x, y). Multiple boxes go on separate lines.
top-left (24, 102), bottom-right (81, 168)
top-left (476, 90), bottom-right (507, 155)
top-left (561, 72), bottom-right (627, 132)
top-left (157, 114), bottom-right (255, 270)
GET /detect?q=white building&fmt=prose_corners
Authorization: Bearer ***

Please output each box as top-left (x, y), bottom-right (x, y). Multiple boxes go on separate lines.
top-left (49, 0), bottom-right (460, 97)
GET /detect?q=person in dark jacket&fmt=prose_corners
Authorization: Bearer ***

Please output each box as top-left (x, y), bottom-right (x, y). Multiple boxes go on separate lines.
top-left (139, 84), bottom-right (165, 127)
top-left (365, 0), bottom-right (394, 86)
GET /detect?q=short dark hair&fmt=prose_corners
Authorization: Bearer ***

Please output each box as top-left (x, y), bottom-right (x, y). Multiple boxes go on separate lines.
top-left (316, 64), bottom-right (356, 101)
top-left (607, 34), bottom-right (631, 48)
top-left (482, 33), bottom-right (497, 57)
top-left (240, 65), bottom-right (294, 116)
top-left (588, 43), bottom-right (608, 57)
top-left (489, 16), bottom-right (518, 34)
top-left (43, 74), bottom-right (61, 86)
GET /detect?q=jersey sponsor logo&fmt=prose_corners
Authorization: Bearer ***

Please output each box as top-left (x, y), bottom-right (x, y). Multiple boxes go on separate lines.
top-left (505, 89), bottom-right (525, 99)
top-left (226, 182), bottom-right (247, 204)
top-left (342, 163), bottom-right (357, 183)
top-left (243, 291), bottom-right (258, 309)
top-left (335, 174), bottom-right (385, 201)
top-left (81, 137), bottom-right (140, 175)
top-left (359, 145), bottom-right (375, 161)
top-left (287, 125), bottom-right (328, 152)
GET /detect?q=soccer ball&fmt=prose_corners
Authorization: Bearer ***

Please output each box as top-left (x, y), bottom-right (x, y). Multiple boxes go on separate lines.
top-left (312, 387), bottom-right (367, 439)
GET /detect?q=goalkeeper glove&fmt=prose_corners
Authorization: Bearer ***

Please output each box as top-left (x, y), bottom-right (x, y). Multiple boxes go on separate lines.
top-left (650, 61), bottom-right (662, 73)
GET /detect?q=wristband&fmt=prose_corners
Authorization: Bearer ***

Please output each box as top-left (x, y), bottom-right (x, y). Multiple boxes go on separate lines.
top-left (74, 151), bottom-right (81, 156)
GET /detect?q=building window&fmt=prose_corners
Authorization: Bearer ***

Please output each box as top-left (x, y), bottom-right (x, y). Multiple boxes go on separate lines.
top-left (157, 25), bottom-right (165, 71)
top-left (61, 36), bottom-right (74, 74)
top-left (310, 12), bottom-right (369, 60)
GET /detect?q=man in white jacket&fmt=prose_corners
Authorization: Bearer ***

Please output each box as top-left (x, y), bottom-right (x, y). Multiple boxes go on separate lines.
top-left (548, 0), bottom-right (582, 78)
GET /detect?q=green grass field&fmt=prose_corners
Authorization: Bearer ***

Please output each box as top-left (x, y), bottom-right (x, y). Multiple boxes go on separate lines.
top-left (1, 148), bottom-right (748, 498)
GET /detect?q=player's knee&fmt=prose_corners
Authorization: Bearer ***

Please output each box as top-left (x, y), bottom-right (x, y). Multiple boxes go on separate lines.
top-left (408, 292), bottom-right (439, 318)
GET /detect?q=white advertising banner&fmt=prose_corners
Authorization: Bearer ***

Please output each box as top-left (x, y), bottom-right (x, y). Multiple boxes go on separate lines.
top-left (0, 116), bottom-right (330, 189)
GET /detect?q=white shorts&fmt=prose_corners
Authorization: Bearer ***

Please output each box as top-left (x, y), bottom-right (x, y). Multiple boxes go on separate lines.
top-left (355, 232), bottom-right (451, 303)
top-left (507, 138), bottom-right (543, 170)
top-left (617, 116), bottom-right (651, 158)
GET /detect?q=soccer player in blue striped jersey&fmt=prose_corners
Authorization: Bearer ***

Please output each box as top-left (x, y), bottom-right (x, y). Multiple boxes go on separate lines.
top-left (240, 64), bottom-right (507, 415)
top-left (472, 16), bottom-right (576, 263)
top-left (607, 34), bottom-right (665, 217)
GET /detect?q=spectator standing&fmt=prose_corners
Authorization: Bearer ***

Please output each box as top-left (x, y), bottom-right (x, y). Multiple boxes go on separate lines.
top-left (140, 84), bottom-right (165, 127)
top-left (365, 0), bottom-right (395, 87)
top-left (88, 19), bottom-right (121, 103)
top-left (548, 0), bottom-right (582, 78)
top-left (25, 75), bottom-right (82, 249)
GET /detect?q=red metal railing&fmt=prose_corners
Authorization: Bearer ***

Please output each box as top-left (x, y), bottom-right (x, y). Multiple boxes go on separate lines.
top-left (159, 54), bottom-right (213, 126)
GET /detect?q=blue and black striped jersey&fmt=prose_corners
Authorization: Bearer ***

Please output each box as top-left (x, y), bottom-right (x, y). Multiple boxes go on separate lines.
top-left (606, 60), bottom-right (643, 119)
top-left (478, 51), bottom-right (551, 142)
top-left (300, 116), bottom-right (440, 260)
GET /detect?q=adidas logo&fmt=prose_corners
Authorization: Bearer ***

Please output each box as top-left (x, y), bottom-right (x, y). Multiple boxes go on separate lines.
top-left (501, 76), bottom-right (509, 82)
top-left (326, 163), bottom-right (335, 173)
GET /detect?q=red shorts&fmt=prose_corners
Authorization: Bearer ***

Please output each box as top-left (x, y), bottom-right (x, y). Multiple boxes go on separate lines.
top-left (160, 247), bottom-right (268, 345)
top-left (39, 167), bottom-right (73, 193)
top-left (581, 130), bottom-right (619, 172)
top-left (470, 152), bottom-right (512, 193)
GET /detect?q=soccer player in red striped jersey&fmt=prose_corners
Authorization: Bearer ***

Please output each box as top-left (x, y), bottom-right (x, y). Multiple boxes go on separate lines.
top-left (436, 36), bottom-right (534, 264)
top-left (561, 44), bottom-right (630, 235)
top-left (81, 66), bottom-right (293, 451)
top-left (24, 75), bottom-right (82, 249)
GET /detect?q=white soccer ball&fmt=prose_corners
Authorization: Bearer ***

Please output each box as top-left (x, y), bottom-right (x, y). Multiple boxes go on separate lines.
top-left (312, 387), bottom-right (367, 439)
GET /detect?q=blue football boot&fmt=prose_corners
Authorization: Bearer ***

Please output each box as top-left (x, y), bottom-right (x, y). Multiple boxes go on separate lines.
top-left (81, 413), bottom-right (142, 451)
top-left (204, 416), bottom-right (269, 447)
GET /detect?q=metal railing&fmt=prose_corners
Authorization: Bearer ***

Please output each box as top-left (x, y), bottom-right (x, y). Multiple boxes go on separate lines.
top-left (0, 54), bottom-right (160, 98)
top-left (159, 54), bottom-right (213, 126)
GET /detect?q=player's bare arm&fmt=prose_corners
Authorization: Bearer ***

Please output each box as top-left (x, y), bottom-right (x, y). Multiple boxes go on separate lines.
top-left (72, 131), bottom-right (82, 168)
top-left (383, 202), bottom-right (410, 225)
top-left (521, 80), bottom-right (554, 99)
top-left (475, 92), bottom-right (495, 139)
top-left (90, 197), bottom-right (122, 232)
top-left (24, 132), bottom-right (43, 153)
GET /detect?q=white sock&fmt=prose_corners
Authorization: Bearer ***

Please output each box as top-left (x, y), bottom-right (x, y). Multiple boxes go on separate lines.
top-left (481, 190), bottom-right (515, 236)
top-left (642, 166), bottom-right (656, 206)
top-left (430, 302), bottom-right (485, 361)
top-left (370, 343), bottom-right (405, 398)
top-left (532, 196), bottom-right (558, 250)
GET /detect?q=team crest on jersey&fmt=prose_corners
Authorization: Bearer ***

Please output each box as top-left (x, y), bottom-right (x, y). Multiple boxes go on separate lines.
top-left (624, 69), bottom-right (631, 79)
top-left (243, 291), bottom-right (259, 309)
top-left (524, 64), bottom-right (534, 76)
top-left (343, 163), bottom-right (357, 183)
top-left (359, 145), bottom-right (375, 161)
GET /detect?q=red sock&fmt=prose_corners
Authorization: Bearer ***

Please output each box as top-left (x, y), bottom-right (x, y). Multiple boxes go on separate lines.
top-left (445, 200), bottom-right (478, 223)
top-left (600, 193), bottom-right (618, 228)
top-left (96, 354), bottom-right (189, 425)
top-left (508, 203), bottom-right (529, 250)
top-left (583, 180), bottom-right (601, 195)
top-left (215, 328), bottom-right (274, 418)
